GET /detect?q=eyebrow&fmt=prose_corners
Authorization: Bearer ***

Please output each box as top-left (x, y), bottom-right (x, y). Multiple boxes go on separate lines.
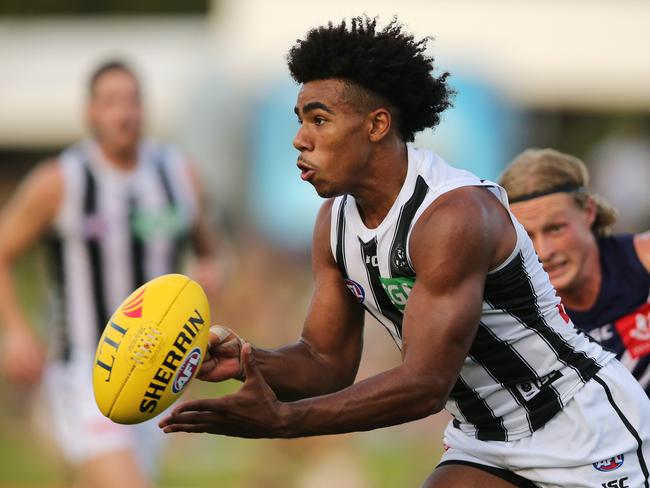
top-left (294, 101), bottom-right (335, 116)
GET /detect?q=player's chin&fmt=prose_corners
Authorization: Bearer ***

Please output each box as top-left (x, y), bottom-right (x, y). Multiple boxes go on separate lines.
top-left (312, 181), bottom-right (342, 199)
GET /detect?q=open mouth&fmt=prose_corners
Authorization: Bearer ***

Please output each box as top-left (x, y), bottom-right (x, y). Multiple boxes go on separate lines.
top-left (544, 261), bottom-right (568, 279)
top-left (297, 160), bottom-right (316, 181)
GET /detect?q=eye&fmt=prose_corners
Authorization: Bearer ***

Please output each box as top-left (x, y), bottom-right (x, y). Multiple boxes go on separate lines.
top-left (314, 116), bottom-right (326, 126)
top-left (549, 224), bottom-right (565, 234)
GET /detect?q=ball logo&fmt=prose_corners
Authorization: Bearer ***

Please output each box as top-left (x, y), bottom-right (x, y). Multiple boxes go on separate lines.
top-left (593, 454), bottom-right (624, 472)
top-left (344, 279), bottom-right (365, 304)
top-left (122, 288), bottom-right (145, 318)
top-left (172, 347), bottom-right (202, 394)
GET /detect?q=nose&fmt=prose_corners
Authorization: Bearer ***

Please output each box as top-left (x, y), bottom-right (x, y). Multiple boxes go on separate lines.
top-left (293, 124), bottom-right (312, 152)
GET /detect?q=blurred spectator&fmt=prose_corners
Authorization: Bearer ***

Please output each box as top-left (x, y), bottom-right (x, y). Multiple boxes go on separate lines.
top-left (0, 59), bottom-right (221, 488)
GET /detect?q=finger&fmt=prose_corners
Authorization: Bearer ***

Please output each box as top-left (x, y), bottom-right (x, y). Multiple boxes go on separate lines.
top-left (209, 325), bottom-right (242, 347)
top-left (161, 420), bottom-right (259, 438)
top-left (160, 410), bottom-right (219, 427)
top-left (162, 423), bottom-right (214, 434)
top-left (170, 398), bottom-right (224, 416)
top-left (197, 356), bottom-right (218, 375)
top-left (216, 339), bottom-right (242, 358)
top-left (210, 325), bottom-right (232, 343)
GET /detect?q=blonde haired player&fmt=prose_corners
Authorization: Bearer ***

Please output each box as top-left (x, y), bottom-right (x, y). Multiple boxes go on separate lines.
top-left (500, 148), bottom-right (650, 396)
top-left (0, 60), bottom-right (220, 488)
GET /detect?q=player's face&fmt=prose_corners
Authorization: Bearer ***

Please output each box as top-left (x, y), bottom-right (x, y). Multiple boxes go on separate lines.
top-left (510, 193), bottom-right (597, 294)
top-left (292, 79), bottom-right (371, 198)
top-left (87, 69), bottom-right (142, 155)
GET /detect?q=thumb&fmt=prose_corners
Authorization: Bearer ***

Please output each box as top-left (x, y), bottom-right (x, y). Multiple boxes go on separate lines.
top-left (241, 343), bottom-right (261, 383)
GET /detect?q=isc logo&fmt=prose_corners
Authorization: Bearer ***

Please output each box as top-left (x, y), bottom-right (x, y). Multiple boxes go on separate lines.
top-left (600, 477), bottom-right (629, 488)
top-left (172, 347), bottom-right (202, 394)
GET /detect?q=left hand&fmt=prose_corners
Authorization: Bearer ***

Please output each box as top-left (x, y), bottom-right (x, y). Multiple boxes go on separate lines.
top-left (159, 343), bottom-right (292, 438)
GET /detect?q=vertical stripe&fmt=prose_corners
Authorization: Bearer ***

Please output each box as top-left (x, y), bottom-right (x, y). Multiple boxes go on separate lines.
top-left (469, 322), bottom-right (563, 433)
top-left (83, 165), bottom-right (109, 340)
top-left (359, 237), bottom-right (403, 338)
top-left (450, 375), bottom-right (507, 441)
top-left (389, 175), bottom-right (428, 278)
top-left (484, 252), bottom-right (601, 382)
top-left (46, 234), bottom-right (71, 361)
top-left (156, 158), bottom-right (185, 272)
top-left (335, 196), bottom-right (349, 279)
top-left (593, 375), bottom-right (649, 486)
top-left (128, 194), bottom-right (145, 288)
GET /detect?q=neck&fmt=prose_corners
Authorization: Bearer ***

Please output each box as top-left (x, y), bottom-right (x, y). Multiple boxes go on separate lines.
top-left (353, 140), bottom-right (408, 229)
top-left (560, 244), bottom-right (602, 311)
top-left (97, 140), bottom-right (138, 171)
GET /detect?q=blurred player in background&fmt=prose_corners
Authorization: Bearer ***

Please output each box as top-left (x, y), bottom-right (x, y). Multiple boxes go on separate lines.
top-left (0, 60), bottom-right (220, 488)
top-left (160, 17), bottom-right (650, 487)
top-left (500, 148), bottom-right (650, 394)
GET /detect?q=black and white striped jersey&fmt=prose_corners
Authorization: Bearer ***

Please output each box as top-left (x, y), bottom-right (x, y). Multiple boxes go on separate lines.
top-left (329, 146), bottom-right (615, 441)
top-left (47, 139), bottom-right (198, 364)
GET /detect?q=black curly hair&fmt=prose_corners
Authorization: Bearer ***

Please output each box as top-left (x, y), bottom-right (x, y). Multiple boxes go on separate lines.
top-left (287, 16), bottom-right (454, 142)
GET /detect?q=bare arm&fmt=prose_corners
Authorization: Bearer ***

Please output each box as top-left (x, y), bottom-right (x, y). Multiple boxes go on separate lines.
top-left (634, 231), bottom-right (650, 274)
top-left (197, 200), bottom-right (366, 400)
top-left (0, 160), bottom-right (63, 382)
top-left (251, 200), bottom-right (365, 400)
top-left (160, 187), bottom-right (515, 437)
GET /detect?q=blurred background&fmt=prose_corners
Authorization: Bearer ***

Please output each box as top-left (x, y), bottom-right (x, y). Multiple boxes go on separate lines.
top-left (1, 0), bottom-right (649, 486)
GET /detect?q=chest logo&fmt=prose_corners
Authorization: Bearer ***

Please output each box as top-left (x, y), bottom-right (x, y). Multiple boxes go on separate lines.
top-left (131, 206), bottom-right (186, 241)
top-left (391, 246), bottom-right (413, 276)
top-left (344, 279), bottom-right (365, 304)
top-left (593, 454), bottom-right (624, 472)
top-left (379, 276), bottom-right (415, 312)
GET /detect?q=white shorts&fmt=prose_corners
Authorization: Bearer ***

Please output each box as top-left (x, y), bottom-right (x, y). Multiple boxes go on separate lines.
top-left (43, 357), bottom-right (165, 475)
top-left (440, 359), bottom-right (650, 488)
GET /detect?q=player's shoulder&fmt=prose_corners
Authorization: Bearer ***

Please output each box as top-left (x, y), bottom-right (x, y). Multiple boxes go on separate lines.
top-left (410, 186), bottom-right (511, 273)
top-left (27, 157), bottom-right (64, 192)
top-left (6, 157), bottom-right (65, 217)
top-left (415, 185), bottom-right (503, 235)
top-left (314, 199), bottom-right (336, 232)
top-left (311, 199), bottom-right (337, 256)
top-left (633, 231), bottom-right (650, 273)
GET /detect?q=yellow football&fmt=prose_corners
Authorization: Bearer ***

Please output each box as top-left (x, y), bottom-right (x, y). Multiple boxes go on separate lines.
top-left (93, 273), bottom-right (210, 424)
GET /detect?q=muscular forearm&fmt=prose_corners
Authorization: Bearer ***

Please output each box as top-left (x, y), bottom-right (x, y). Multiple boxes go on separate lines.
top-left (278, 364), bottom-right (444, 437)
top-left (254, 340), bottom-right (357, 401)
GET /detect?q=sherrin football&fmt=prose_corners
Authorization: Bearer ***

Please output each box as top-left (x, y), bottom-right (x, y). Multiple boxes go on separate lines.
top-left (93, 274), bottom-right (210, 424)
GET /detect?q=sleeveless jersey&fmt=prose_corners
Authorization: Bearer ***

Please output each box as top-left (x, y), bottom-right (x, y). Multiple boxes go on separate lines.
top-left (46, 139), bottom-right (199, 363)
top-left (329, 147), bottom-right (614, 442)
top-left (567, 234), bottom-right (650, 394)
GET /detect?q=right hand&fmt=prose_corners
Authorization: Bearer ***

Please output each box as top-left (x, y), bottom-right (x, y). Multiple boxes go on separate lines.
top-left (0, 326), bottom-right (46, 385)
top-left (197, 325), bottom-right (245, 382)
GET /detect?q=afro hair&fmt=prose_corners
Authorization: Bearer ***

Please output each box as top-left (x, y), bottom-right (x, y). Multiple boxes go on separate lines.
top-left (287, 15), bottom-right (454, 142)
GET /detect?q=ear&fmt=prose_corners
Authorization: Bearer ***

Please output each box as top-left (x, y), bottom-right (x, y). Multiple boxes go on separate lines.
top-left (584, 195), bottom-right (597, 226)
top-left (367, 108), bottom-right (391, 143)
